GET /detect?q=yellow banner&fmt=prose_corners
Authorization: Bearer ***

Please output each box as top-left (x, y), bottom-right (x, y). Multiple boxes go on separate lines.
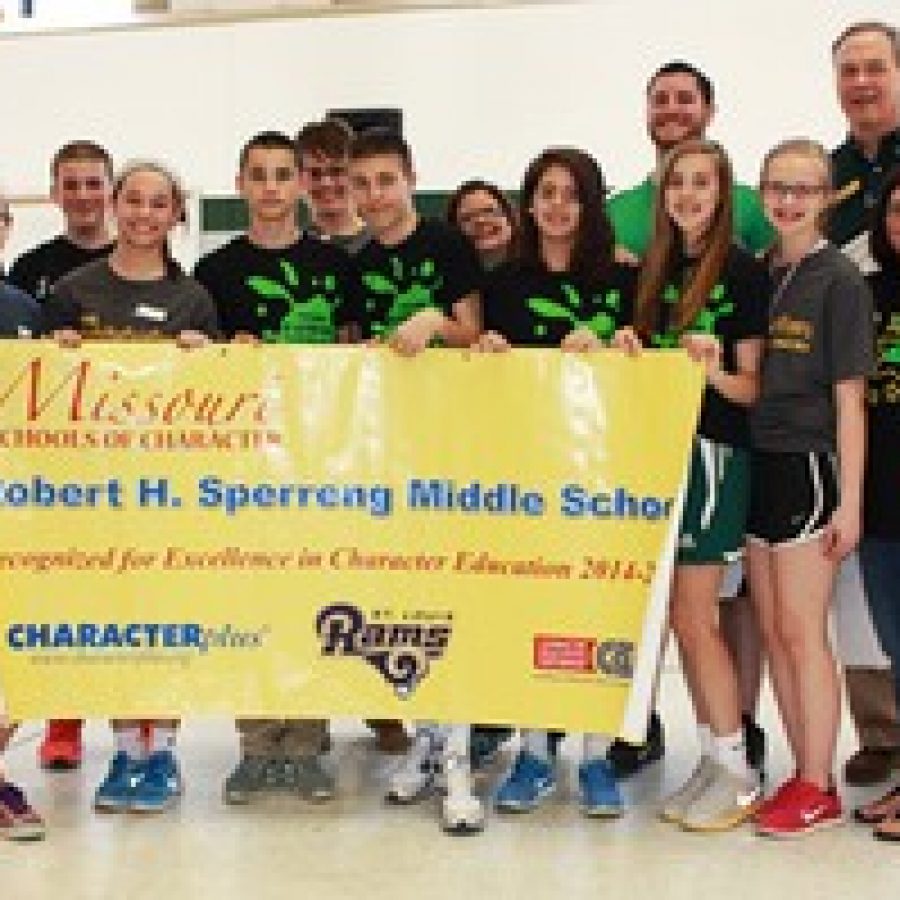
top-left (0, 345), bottom-right (701, 739)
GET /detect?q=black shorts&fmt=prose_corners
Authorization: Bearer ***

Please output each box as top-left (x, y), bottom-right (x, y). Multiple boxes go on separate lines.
top-left (746, 449), bottom-right (838, 548)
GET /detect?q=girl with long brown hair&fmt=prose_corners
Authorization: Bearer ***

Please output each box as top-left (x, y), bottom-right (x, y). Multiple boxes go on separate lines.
top-left (614, 139), bottom-right (770, 832)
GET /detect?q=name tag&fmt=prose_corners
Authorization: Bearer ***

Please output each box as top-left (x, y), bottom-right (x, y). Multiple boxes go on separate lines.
top-left (134, 304), bottom-right (168, 323)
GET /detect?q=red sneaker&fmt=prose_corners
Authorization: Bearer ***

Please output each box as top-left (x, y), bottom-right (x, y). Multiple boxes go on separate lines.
top-left (39, 719), bottom-right (83, 770)
top-left (755, 775), bottom-right (801, 818)
top-left (755, 779), bottom-right (842, 838)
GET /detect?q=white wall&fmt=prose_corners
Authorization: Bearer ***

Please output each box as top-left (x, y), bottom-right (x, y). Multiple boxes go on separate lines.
top-left (1, 0), bottom-right (896, 267)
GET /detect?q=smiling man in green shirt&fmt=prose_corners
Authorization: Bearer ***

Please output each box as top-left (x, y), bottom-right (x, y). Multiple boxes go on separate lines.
top-left (608, 61), bottom-right (774, 260)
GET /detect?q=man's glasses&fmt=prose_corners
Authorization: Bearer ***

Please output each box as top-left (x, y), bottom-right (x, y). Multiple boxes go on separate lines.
top-left (760, 181), bottom-right (828, 199)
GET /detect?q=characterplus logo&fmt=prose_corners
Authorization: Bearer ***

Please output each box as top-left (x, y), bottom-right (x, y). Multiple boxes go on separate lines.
top-left (5, 622), bottom-right (272, 655)
top-left (315, 603), bottom-right (452, 697)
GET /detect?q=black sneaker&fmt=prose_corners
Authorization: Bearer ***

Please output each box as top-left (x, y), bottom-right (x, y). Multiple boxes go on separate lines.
top-left (742, 714), bottom-right (766, 781)
top-left (606, 711), bottom-right (665, 779)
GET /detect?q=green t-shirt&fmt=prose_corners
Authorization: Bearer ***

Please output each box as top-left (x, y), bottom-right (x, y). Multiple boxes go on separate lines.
top-left (608, 176), bottom-right (775, 258)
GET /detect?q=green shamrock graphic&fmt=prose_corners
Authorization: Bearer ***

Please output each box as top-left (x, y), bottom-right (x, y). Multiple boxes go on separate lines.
top-left (363, 258), bottom-right (444, 337)
top-left (247, 260), bottom-right (340, 344)
top-left (526, 283), bottom-right (620, 340)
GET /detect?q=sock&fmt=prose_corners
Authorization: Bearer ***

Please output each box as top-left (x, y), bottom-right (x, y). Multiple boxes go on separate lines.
top-left (114, 726), bottom-right (145, 761)
top-left (698, 724), bottom-right (713, 759)
top-left (443, 724), bottom-right (470, 760)
top-left (150, 726), bottom-right (177, 754)
top-left (523, 729), bottom-right (550, 761)
top-left (582, 733), bottom-right (610, 762)
top-left (714, 730), bottom-right (751, 779)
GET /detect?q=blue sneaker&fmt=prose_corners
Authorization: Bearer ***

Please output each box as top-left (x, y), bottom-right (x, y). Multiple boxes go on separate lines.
top-left (130, 751), bottom-right (183, 814)
top-left (578, 758), bottom-right (624, 818)
top-left (494, 751), bottom-right (555, 813)
top-left (94, 752), bottom-right (140, 813)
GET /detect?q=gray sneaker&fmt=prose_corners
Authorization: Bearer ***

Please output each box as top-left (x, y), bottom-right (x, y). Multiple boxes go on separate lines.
top-left (282, 756), bottom-right (335, 802)
top-left (659, 755), bottom-right (716, 824)
top-left (680, 761), bottom-right (762, 832)
top-left (224, 755), bottom-right (274, 805)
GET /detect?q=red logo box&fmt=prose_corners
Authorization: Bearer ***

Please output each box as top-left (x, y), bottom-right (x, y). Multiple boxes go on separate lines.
top-left (533, 635), bottom-right (597, 672)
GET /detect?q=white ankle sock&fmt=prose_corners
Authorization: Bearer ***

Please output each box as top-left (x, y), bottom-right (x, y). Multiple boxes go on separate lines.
top-left (713, 730), bottom-right (751, 779)
top-left (523, 729), bottom-right (550, 761)
top-left (698, 724), bottom-right (713, 759)
top-left (150, 726), bottom-right (177, 754)
top-left (114, 727), bottom-right (145, 761)
top-left (444, 724), bottom-right (470, 759)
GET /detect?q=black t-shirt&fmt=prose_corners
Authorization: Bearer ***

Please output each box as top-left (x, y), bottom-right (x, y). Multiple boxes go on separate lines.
top-left (354, 219), bottom-right (482, 339)
top-left (864, 266), bottom-right (900, 538)
top-left (483, 261), bottom-right (636, 347)
top-left (194, 234), bottom-right (361, 343)
top-left (8, 235), bottom-right (115, 302)
top-left (648, 245), bottom-right (770, 447)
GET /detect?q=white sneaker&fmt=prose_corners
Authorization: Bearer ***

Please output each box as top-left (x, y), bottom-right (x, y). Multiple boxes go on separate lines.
top-left (680, 761), bottom-right (762, 832)
top-left (386, 736), bottom-right (440, 804)
top-left (659, 755), bottom-right (716, 824)
top-left (441, 755), bottom-right (484, 835)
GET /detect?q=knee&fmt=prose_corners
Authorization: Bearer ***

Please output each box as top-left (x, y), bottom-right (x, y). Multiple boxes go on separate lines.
top-left (774, 611), bottom-right (825, 662)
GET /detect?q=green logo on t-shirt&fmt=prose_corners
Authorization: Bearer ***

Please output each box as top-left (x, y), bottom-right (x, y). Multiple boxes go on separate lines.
top-left (527, 283), bottom-right (621, 340)
top-left (247, 260), bottom-right (340, 344)
top-left (652, 282), bottom-right (735, 348)
top-left (362, 256), bottom-right (443, 337)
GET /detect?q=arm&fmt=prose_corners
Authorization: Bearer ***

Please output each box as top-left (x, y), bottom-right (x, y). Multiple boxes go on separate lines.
top-left (701, 336), bottom-right (763, 406)
top-left (822, 377), bottom-right (866, 560)
top-left (389, 292), bottom-right (481, 356)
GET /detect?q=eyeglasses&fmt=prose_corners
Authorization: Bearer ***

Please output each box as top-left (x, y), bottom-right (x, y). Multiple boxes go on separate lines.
top-left (760, 181), bottom-right (828, 199)
top-left (456, 206), bottom-right (506, 226)
top-left (304, 164), bottom-right (348, 182)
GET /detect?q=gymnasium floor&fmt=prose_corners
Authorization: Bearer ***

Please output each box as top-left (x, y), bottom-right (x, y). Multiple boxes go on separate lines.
top-left (2, 670), bottom-right (896, 899)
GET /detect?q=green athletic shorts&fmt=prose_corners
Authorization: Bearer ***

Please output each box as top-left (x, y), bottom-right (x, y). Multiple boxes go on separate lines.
top-left (677, 437), bottom-right (749, 565)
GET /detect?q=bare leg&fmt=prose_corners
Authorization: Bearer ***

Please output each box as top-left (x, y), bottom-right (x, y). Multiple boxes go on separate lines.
top-left (720, 592), bottom-right (764, 715)
top-left (771, 542), bottom-right (840, 788)
top-left (671, 564), bottom-right (742, 737)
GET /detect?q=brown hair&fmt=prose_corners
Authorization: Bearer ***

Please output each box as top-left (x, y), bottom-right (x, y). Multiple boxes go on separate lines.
top-left (51, 141), bottom-right (113, 181)
top-left (296, 118), bottom-right (354, 162)
top-left (349, 128), bottom-right (413, 173)
top-left (517, 147), bottom-right (614, 282)
top-left (635, 140), bottom-right (734, 336)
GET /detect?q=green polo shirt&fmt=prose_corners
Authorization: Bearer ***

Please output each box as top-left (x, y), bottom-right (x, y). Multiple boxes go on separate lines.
top-left (829, 127), bottom-right (900, 248)
top-left (608, 176), bottom-right (775, 258)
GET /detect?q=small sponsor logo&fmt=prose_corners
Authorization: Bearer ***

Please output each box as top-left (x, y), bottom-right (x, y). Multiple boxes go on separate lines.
top-left (533, 635), bottom-right (635, 678)
top-left (316, 603), bottom-right (452, 697)
top-left (597, 640), bottom-right (635, 678)
top-left (533, 636), bottom-right (596, 672)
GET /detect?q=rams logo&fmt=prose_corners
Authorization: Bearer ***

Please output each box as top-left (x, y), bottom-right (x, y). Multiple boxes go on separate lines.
top-left (316, 603), bottom-right (452, 697)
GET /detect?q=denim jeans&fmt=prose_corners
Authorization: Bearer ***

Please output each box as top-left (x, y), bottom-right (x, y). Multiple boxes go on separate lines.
top-left (857, 538), bottom-right (900, 717)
